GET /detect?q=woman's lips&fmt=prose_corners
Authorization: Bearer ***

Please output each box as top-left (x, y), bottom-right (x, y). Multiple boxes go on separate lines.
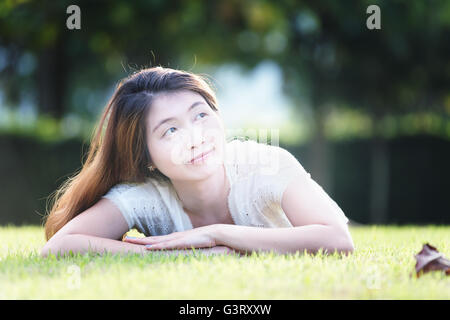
top-left (188, 148), bottom-right (215, 164)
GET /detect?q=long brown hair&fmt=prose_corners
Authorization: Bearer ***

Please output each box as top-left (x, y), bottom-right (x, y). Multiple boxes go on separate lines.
top-left (43, 66), bottom-right (219, 241)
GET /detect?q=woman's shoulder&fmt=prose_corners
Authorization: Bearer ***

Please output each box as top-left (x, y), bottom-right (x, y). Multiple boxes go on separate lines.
top-left (103, 177), bottom-right (166, 203)
top-left (225, 138), bottom-right (307, 178)
top-left (225, 138), bottom-right (270, 173)
top-left (227, 138), bottom-right (311, 210)
top-left (226, 137), bottom-right (268, 159)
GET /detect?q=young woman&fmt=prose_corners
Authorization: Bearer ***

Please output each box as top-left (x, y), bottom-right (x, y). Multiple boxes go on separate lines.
top-left (41, 66), bottom-right (354, 258)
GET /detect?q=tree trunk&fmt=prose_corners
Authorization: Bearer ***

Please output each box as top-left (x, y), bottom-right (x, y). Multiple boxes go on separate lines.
top-left (308, 103), bottom-right (333, 194)
top-left (369, 112), bottom-right (390, 224)
top-left (35, 38), bottom-right (67, 118)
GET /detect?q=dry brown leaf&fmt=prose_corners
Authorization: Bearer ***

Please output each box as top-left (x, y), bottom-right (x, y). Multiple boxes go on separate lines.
top-left (414, 243), bottom-right (450, 278)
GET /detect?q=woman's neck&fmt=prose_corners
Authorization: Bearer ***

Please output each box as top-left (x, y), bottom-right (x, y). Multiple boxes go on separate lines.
top-left (171, 164), bottom-right (230, 220)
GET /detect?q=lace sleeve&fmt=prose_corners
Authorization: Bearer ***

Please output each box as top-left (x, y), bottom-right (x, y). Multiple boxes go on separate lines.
top-left (102, 183), bottom-right (139, 230)
top-left (102, 181), bottom-right (175, 236)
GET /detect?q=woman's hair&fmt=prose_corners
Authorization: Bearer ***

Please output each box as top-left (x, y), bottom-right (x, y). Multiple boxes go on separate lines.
top-left (43, 66), bottom-right (220, 241)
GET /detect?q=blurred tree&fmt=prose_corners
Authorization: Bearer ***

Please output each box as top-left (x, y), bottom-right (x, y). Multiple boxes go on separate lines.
top-left (0, 0), bottom-right (181, 118)
top-left (1, 0), bottom-right (450, 224)
top-left (272, 0), bottom-right (450, 223)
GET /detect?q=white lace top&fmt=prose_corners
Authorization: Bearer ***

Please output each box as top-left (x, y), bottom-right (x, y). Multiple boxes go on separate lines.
top-left (102, 138), bottom-right (349, 236)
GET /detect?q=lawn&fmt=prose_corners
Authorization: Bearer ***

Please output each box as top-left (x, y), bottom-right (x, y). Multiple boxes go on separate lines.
top-left (0, 225), bottom-right (448, 299)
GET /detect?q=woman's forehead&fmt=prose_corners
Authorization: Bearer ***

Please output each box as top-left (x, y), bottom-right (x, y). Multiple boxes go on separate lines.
top-left (147, 90), bottom-right (207, 129)
top-left (151, 91), bottom-right (203, 112)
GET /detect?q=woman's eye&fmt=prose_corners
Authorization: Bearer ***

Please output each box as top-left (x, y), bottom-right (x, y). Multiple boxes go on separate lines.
top-left (163, 127), bottom-right (177, 137)
top-left (196, 112), bottom-right (208, 120)
top-left (162, 113), bottom-right (207, 137)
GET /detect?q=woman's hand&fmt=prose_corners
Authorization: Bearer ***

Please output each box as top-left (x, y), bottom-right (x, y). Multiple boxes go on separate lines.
top-left (122, 224), bottom-right (221, 251)
top-left (203, 245), bottom-right (240, 256)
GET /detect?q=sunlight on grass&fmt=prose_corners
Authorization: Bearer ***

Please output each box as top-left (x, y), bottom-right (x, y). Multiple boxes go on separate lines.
top-left (0, 225), bottom-right (448, 299)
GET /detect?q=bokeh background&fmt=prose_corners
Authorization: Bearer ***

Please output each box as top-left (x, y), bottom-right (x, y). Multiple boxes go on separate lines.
top-left (1, 0), bottom-right (449, 227)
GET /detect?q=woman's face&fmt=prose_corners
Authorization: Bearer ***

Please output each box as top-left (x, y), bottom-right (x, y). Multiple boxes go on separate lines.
top-left (146, 90), bottom-right (226, 181)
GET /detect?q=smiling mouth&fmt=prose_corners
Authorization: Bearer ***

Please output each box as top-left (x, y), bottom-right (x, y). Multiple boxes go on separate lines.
top-left (187, 148), bottom-right (215, 164)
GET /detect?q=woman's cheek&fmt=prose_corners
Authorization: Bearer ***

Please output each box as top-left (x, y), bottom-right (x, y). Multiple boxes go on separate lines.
top-left (164, 140), bottom-right (188, 166)
top-left (149, 138), bottom-right (173, 166)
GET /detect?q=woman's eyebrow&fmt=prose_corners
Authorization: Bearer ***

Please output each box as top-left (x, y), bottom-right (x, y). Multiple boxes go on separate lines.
top-left (152, 101), bottom-right (205, 133)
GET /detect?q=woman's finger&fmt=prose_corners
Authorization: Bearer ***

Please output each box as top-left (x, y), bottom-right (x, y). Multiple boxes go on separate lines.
top-left (145, 239), bottom-right (207, 251)
top-left (145, 239), bottom-right (188, 250)
top-left (123, 233), bottom-right (183, 244)
top-left (122, 237), bottom-right (155, 244)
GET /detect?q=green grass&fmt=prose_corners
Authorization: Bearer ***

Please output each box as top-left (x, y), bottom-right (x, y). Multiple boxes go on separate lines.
top-left (0, 225), bottom-right (449, 299)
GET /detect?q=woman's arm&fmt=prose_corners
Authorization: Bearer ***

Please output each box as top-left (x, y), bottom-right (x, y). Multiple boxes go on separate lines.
top-left (122, 223), bottom-right (351, 256)
top-left (214, 172), bottom-right (355, 255)
top-left (41, 233), bottom-right (145, 257)
top-left (41, 233), bottom-right (232, 258)
top-left (214, 224), bottom-right (353, 256)
top-left (41, 198), bottom-right (233, 258)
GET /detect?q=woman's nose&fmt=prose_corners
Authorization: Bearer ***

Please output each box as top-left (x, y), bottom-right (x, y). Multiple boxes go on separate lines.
top-left (186, 126), bottom-right (205, 148)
